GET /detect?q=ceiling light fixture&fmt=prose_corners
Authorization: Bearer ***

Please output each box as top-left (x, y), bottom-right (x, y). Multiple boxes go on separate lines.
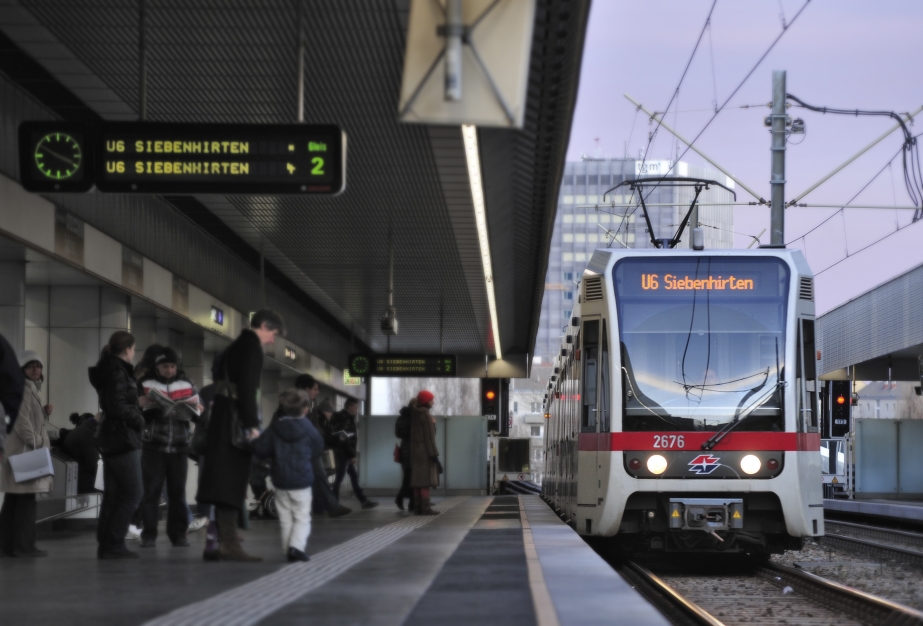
top-left (462, 124), bottom-right (502, 360)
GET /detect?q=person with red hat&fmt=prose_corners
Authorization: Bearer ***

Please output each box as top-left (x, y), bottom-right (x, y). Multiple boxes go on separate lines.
top-left (409, 390), bottom-right (440, 515)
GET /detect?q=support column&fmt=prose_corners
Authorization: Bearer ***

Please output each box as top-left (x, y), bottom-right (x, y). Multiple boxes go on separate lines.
top-left (0, 261), bottom-right (26, 354)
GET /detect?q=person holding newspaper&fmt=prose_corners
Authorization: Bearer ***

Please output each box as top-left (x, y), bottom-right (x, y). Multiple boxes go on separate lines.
top-left (137, 347), bottom-right (203, 548)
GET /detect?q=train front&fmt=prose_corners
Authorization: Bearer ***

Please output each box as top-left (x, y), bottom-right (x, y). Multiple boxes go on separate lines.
top-left (568, 249), bottom-right (823, 557)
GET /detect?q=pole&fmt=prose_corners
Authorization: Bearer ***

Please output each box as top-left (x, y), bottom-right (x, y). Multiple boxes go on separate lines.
top-left (138, 0), bottom-right (147, 121)
top-left (296, 0), bottom-right (304, 122)
top-left (444, 0), bottom-right (463, 101)
top-left (624, 94), bottom-right (766, 204)
top-left (770, 70), bottom-right (786, 246)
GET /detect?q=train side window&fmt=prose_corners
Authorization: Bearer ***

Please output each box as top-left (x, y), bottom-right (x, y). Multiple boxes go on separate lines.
top-left (599, 321), bottom-right (610, 432)
top-left (582, 320), bottom-right (599, 432)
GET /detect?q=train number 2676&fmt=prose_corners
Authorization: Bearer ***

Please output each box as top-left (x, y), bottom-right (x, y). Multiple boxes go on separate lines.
top-left (652, 434), bottom-right (685, 449)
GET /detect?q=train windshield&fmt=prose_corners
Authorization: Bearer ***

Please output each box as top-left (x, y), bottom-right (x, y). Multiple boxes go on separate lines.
top-left (614, 256), bottom-right (790, 432)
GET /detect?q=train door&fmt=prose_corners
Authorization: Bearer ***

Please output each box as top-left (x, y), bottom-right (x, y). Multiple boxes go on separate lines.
top-left (597, 320), bottom-right (611, 506)
top-left (577, 318), bottom-right (600, 515)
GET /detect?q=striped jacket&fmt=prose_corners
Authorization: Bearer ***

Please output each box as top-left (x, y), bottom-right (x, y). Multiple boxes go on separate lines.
top-left (139, 373), bottom-right (202, 454)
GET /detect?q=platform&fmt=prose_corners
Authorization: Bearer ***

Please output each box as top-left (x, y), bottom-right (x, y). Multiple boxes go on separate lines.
top-left (825, 498), bottom-right (923, 524)
top-left (0, 495), bottom-right (668, 626)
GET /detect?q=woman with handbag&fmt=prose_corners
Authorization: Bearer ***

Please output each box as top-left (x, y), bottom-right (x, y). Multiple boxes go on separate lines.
top-left (0, 350), bottom-right (53, 557)
top-left (196, 309), bottom-right (283, 562)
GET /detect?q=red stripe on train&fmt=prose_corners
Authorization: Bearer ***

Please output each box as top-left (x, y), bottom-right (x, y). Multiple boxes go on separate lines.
top-left (577, 432), bottom-right (819, 452)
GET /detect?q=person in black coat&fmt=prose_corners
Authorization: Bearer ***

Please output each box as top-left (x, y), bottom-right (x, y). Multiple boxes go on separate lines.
top-left (330, 399), bottom-right (377, 509)
top-left (88, 331), bottom-right (145, 560)
top-left (196, 309), bottom-right (283, 562)
top-left (62, 413), bottom-right (100, 494)
top-left (0, 332), bottom-right (25, 455)
top-left (394, 403), bottom-right (414, 511)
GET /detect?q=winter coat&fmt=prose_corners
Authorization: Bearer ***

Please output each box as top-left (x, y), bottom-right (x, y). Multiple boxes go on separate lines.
top-left (329, 409), bottom-right (359, 459)
top-left (197, 330), bottom-right (263, 508)
top-left (0, 333), bottom-right (23, 436)
top-left (0, 379), bottom-right (52, 494)
top-left (89, 353), bottom-right (145, 458)
top-left (62, 416), bottom-right (100, 493)
top-left (139, 371), bottom-right (201, 455)
top-left (250, 415), bottom-right (323, 490)
top-left (395, 405), bottom-right (412, 466)
top-left (307, 408), bottom-right (336, 450)
top-left (409, 400), bottom-right (439, 488)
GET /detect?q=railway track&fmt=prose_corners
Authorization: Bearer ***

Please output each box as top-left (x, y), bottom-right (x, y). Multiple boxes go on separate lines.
top-left (824, 520), bottom-right (923, 567)
top-left (615, 558), bottom-right (923, 626)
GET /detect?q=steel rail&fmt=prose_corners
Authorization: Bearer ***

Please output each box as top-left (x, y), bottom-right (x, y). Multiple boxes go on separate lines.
top-left (826, 519), bottom-right (923, 548)
top-left (620, 560), bottom-right (726, 626)
top-left (821, 532), bottom-right (923, 568)
top-left (763, 562), bottom-right (923, 625)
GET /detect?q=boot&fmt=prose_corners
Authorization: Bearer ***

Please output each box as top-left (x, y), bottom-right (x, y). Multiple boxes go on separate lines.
top-left (419, 497), bottom-right (439, 516)
top-left (394, 494), bottom-right (404, 511)
top-left (216, 508), bottom-right (261, 562)
top-left (413, 493), bottom-right (423, 515)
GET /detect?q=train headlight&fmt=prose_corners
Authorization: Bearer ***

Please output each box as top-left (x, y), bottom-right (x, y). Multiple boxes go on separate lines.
top-left (740, 455), bottom-right (761, 475)
top-left (647, 455), bottom-right (667, 475)
top-left (629, 458), bottom-right (641, 471)
top-left (766, 458), bottom-right (779, 471)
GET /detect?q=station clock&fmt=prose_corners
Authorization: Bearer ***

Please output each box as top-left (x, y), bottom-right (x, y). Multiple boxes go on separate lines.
top-left (18, 122), bottom-right (95, 192)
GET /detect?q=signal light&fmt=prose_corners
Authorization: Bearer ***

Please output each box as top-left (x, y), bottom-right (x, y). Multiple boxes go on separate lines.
top-left (629, 458), bottom-right (641, 471)
top-left (836, 395), bottom-right (846, 405)
top-left (485, 390), bottom-right (496, 401)
top-left (766, 458), bottom-right (779, 471)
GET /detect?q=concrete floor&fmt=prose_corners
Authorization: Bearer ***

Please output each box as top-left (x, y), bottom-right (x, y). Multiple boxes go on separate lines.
top-left (0, 495), bottom-right (671, 626)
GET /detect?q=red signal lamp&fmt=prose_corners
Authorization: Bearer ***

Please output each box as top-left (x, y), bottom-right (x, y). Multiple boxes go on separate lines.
top-left (485, 390), bottom-right (496, 401)
top-left (836, 395), bottom-right (846, 405)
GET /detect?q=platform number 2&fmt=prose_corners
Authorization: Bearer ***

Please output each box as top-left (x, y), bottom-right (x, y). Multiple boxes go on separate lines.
top-left (311, 157), bottom-right (325, 175)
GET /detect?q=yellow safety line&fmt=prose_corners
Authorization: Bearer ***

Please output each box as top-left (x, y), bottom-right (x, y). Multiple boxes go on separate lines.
top-left (519, 496), bottom-right (561, 626)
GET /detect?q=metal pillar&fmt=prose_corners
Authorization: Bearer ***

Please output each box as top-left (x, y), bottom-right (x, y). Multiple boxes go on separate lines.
top-left (138, 0), bottom-right (148, 120)
top-left (770, 70), bottom-right (786, 246)
top-left (444, 0), bottom-right (463, 101)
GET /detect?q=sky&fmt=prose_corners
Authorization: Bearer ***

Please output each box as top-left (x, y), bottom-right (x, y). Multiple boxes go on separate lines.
top-left (566, 0), bottom-right (923, 315)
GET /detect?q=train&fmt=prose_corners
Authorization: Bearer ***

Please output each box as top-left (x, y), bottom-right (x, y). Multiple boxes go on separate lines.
top-left (541, 247), bottom-right (824, 558)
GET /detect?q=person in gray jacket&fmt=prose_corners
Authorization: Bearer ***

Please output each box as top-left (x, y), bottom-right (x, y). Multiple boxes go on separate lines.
top-left (0, 350), bottom-right (53, 557)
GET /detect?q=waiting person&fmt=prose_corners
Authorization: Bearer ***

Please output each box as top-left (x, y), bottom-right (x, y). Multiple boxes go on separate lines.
top-left (89, 331), bottom-right (145, 559)
top-left (0, 333), bottom-right (24, 454)
top-left (197, 309), bottom-right (283, 562)
top-left (137, 347), bottom-right (202, 548)
top-left (394, 402), bottom-right (414, 511)
top-left (0, 351), bottom-right (53, 557)
top-left (250, 388), bottom-right (323, 562)
top-left (63, 412), bottom-right (101, 494)
top-left (330, 399), bottom-right (377, 509)
top-left (292, 375), bottom-right (350, 518)
top-left (410, 390), bottom-right (440, 515)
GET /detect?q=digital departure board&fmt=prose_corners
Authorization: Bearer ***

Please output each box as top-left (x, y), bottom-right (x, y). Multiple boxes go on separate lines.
top-left (348, 354), bottom-right (457, 378)
top-left (18, 122), bottom-right (95, 193)
top-left (96, 123), bottom-right (345, 194)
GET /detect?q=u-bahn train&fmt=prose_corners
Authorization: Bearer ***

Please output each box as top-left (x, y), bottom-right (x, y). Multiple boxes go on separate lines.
top-left (542, 248), bottom-right (823, 557)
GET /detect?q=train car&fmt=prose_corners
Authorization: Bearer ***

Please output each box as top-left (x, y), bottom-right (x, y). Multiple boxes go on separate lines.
top-left (542, 247), bottom-right (823, 557)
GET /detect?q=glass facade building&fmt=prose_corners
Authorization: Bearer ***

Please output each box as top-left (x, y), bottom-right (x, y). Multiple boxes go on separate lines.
top-left (534, 157), bottom-right (736, 363)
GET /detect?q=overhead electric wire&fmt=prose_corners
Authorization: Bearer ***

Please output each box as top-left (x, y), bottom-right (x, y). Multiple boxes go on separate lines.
top-left (787, 93), bottom-right (923, 214)
top-left (815, 218), bottom-right (922, 276)
top-left (629, 0), bottom-right (811, 213)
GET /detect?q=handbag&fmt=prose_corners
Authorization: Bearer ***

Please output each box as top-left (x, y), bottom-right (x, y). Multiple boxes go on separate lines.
top-left (215, 359), bottom-right (250, 450)
top-left (8, 434), bottom-right (54, 483)
top-left (393, 442), bottom-right (401, 464)
top-left (188, 408), bottom-right (210, 460)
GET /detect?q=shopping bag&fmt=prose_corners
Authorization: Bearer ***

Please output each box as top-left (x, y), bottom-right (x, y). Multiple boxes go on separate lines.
top-left (393, 443), bottom-right (401, 464)
top-left (8, 447), bottom-right (54, 483)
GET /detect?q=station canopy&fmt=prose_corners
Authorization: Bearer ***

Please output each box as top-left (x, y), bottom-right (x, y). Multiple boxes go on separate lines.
top-left (0, 1), bottom-right (590, 376)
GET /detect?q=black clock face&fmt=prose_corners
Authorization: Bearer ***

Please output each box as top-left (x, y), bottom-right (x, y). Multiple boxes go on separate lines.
top-left (351, 356), bottom-right (370, 375)
top-left (34, 132), bottom-right (84, 180)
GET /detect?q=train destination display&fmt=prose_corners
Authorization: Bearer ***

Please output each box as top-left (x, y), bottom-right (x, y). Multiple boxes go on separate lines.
top-left (97, 123), bottom-right (345, 194)
top-left (348, 354), bottom-right (457, 378)
top-left (18, 121), bottom-right (346, 195)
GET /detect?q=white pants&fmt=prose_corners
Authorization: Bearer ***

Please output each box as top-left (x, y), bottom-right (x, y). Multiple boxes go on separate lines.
top-left (275, 487), bottom-right (312, 553)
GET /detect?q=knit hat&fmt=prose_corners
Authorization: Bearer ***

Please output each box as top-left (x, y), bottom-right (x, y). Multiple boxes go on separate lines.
top-left (19, 350), bottom-right (44, 369)
top-left (154, 346), bottom-right (178, 366)
top-left (417, 390), bottom-right (434, 406)
top-left (318, 399), bottom-right (335, 414)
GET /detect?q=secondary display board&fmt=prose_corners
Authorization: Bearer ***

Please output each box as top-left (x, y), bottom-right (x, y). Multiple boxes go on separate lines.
top-left (348, 354), bottom-right (457, 378)
top-left (19, 121), bottom-right (346, 195)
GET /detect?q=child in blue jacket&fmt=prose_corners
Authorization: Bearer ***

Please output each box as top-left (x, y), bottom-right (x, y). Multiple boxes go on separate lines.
top-left (250, 388), bottom-right (324, 562)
